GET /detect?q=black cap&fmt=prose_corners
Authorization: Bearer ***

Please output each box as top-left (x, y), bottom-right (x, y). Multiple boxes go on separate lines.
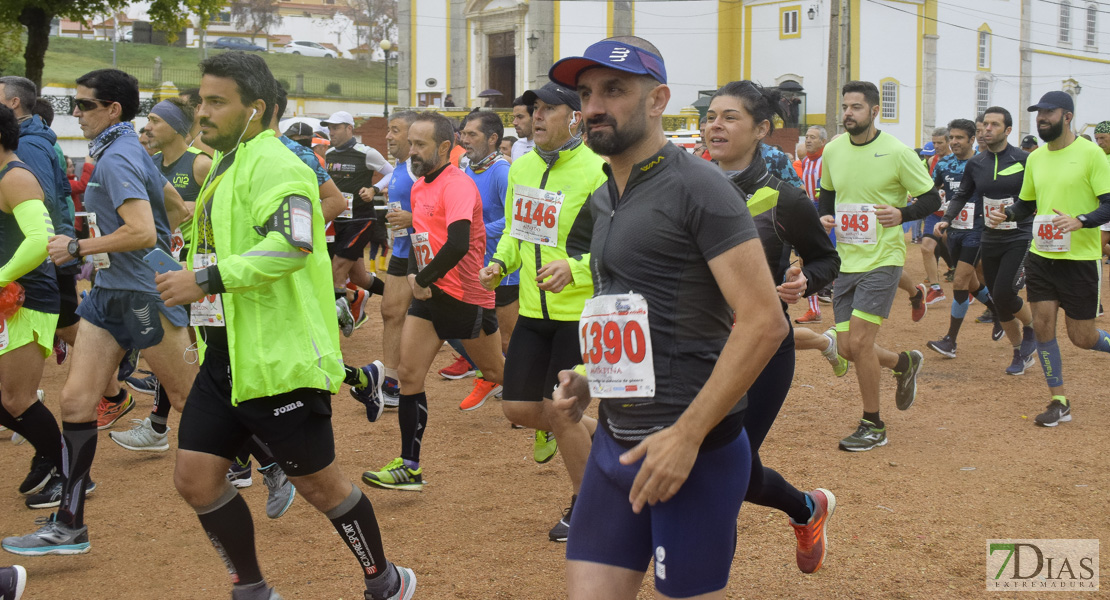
top-left (522, 82), bottom-right (581, 112)
top-left (284, 122), bottom-right (314, 138)
top-left (1020, 135), bottom-right (1038, 148)
top-left (1028, 90), bottom-right (1074, 113)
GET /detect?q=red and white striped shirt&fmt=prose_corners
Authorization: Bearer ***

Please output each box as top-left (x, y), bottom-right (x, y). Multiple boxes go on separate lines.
top-left (800, 149), bottom-right (823, 200)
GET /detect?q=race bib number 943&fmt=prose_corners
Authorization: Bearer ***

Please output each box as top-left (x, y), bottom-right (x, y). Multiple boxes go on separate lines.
top-left (579, 294), bottom-right (655, 399)
top-left (836, 203), bottom-right (878, 245)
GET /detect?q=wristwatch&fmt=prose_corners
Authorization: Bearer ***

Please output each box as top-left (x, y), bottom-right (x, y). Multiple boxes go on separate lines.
top-left (1077, 214), bottom-right (1090, 228)
top-left (195, 268), bottom-right (211, 294)
top-left (67, 239), bottom-right (82, 259)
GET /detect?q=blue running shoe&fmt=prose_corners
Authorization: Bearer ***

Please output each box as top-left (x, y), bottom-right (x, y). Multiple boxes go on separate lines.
top-left (351, 360), bottom-right (385, 423)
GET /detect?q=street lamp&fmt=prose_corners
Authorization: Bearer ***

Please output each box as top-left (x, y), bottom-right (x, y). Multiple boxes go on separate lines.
top-left (380, 39), bottom-right (393, 119)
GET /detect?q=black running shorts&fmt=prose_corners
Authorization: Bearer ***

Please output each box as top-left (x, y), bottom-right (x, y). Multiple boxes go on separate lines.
top-left (495, 284), bottom-right (519, 308)
top-left (502, 317), bottom-right (581, 402)
top-left (55, 267), bottom-right (80, 329)
top-left (328, 220), bottom-right (376, 260)
top-left (177, 348), bottom-right (336, 477)
top-left (946, 229), bottom-right (982, 266)
top-left (1024, 253), bottom-right (1101, 321)
top-left (387, 254), bottom-right (409, 277)
top-left (407, 287), bottom-right (498, 340)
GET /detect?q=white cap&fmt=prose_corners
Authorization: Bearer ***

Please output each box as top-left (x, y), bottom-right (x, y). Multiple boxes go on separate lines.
top-left (321, 110), bottom-right (355, 127)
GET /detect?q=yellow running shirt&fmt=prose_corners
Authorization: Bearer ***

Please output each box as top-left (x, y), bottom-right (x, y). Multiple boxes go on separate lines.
top-left (1019, 137), bottom-right (1110, 261)
top-left (821, 131), bottom-right (935, 273)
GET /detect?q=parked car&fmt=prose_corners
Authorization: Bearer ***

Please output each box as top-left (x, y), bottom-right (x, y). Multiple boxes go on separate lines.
top-left (120, 30), bottom-right (132, 43)
top-left (212, 37), bottom-right (266, 52)
top-left (282, 40), bottom-right (337, 58)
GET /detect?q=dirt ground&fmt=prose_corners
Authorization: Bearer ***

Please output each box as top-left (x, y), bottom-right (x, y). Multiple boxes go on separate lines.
top-left (1, 248), bottom-right (1107, 600)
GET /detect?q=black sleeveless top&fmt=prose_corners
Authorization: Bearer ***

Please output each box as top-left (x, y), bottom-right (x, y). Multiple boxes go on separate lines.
top-left (0, 160), bottom-right (59, 314)
top-left (156, 147), bottom-right (205, 203)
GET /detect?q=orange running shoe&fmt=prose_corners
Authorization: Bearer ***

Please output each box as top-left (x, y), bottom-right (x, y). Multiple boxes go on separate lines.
top-left (349, 288), bottom-right (370, 329)
top-left (925, 286), bottom-right (946, 305)
top-left (790, 488), bottom-right (837, 573)
top-left (459, 378), bottom-right (502, 411)
top-left (910, 284), bottom-right (927, 322)
top-left (96, 394), bottom-right (135, 430)
top-left (794, 309), bottom-right (821, 324)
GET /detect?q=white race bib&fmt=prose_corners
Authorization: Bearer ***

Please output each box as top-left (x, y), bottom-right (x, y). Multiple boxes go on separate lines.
top-left (338, 193), bottom-right (354, 219)
top-left (984, 197), bottom-right (1016, 230)
top-left (579, 293), bottom-right (655, 399)
top-left (0, 318), bottom-right (8, 351)
top-left (411, 232), bottom-right (435, 270)
top-left (170, 228), bottom-right (185, 260)
top-left (835, 203), bottom-right (879, 245)
top-left (325, 221), bottom-right (335, 243)
top-left (509, 185), bottom-right (563, 247)
top-left (190, 253), bottom-right (225, 327)
top-left (1033, 215), bottom-right (1070, 252)
top-left (86, 213), bottom-right (111, 270)
top-left (951, 205), bottom-right (974, 229)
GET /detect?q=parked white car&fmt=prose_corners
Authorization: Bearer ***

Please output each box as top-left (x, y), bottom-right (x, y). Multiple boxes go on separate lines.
top-left (282, 40), bottom-right (337, 58)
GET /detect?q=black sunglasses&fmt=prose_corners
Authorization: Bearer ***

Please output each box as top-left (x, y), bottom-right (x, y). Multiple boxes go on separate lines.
top-left (74, 98), bottom-right (110, 112)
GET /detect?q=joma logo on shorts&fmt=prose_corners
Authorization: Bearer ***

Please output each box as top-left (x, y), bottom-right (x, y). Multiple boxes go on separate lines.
top-left (273, 400), bottom-right (305, 417)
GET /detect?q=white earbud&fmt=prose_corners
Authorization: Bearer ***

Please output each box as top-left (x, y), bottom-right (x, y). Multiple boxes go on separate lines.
top-left (570, 116), bottom-right (578, 126)
top-left (250, 108), bottom-right (258, 120)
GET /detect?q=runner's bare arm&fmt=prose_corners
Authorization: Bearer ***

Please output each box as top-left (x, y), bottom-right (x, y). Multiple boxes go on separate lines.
top-left (49, 197), bottom-right (156, 263)
top-left (163, 182), bottom-right (188, 231)
top-left (319, 179), bottom-right (346, 223)
top-left (619, 237), bottom-right (788, 513)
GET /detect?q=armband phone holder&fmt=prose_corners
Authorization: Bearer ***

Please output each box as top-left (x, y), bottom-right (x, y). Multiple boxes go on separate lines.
top-left (254, 194), bottom-right (314, 252)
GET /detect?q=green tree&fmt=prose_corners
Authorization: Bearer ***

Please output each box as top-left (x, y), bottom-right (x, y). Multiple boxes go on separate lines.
top-left (231, 0), bottom-right (281, 47)
top-left (1, 0), bottom-right (227, 90)
top-left (0, 22), bottom-right (22, 76)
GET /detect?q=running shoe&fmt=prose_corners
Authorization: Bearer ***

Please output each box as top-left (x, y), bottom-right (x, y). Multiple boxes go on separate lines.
top-left (534, 431), bottom-right (557, 464)
top-left (817, 292), bottom-right (833, 304)
top-left (991, 319), bottom-right (1004, 341)
top-left (125, 372), bottom-right (159, 396)
top-left (117, 348), bottom-right (141, 381)
top-left (1019, 326), bottom-right (1036, 359)
top-left (1005, 348), bottom-right (1034, 375)
top-left (925, 287), bottom-right (946, 305)
top-left (227, 461), bottom-right (253, 488)
top-left (337, 297), bottom-right (355, 337)
top-left (926, 335), bottom-right (957, 359)
top-left (893, 350), bottom-right (923, 411)
top-left (54, 335), bottom-right (69, 365)
top-left (976, 309), bottom-right (994, 324)
top-left (820, 329), bottom-right (849, 377)
top-left (18, 456), bottom-right (55, 496)
top-left (910, 284), bottom-right (927, 322)
top-left (108, 418), bottom-right (169, 452)
top-left (459, 378), bottom-right (501, 411)
top-left (943, 267), bottom-right (955, 282)
top-left (1034, 399), bottom-right (1071, 427)
top-left (790, 488), bottom-right (837, 574)
top-left (379, 565), bottom-right (417, 600)
top-left (549, 496), bottom-right (576, 542)
top-left (95, 394), bottom-right (135, 430)
top-left (2, 515), bottom-right (90, 556)
top-left (259, 464), bottom-right (296, 519)
top-left (439, 355), bottom-right (476, 380)
top-left (381, 378), bottom-right (400, 409)
top-left (25, 475), bottom-right (96, 509)
top-left (794, 309), bottom-right (821, 324)
top-left (0, 564), bottom-right (26, 600)
top-left (350, 360), bottom-right (385, 423)
top-left (10, 432), bottom-right (25, 445)
top-left (349, 288), bottom-right (371, 330)
top-left (838, 420), bottom-right (888, 452)
top-left (362, 457), bottom-right (423, 492)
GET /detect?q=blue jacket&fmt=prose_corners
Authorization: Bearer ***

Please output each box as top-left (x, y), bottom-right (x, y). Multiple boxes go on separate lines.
top-left (19, 115), bottom-right (74, 240)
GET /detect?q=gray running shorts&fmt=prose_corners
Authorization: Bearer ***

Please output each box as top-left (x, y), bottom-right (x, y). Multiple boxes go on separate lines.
top-left (832, 265), bottom-right (903, 326)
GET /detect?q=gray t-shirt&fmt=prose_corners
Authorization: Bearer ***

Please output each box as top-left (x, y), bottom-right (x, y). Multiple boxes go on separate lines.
top-left (83, 130), bottom-right (174, 294)
top-left (511, 137), bottom-right (535, 161)
top-left (589, 141), bottom-right (759, 441)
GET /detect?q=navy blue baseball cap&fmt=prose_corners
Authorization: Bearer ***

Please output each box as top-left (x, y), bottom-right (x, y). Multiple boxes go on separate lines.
top-left (549, 39), bottom-right (667, 88)
top-left (522, 82), bottom-right (581, 112)
top-left (1028, 90), bottom-right (1074, 113)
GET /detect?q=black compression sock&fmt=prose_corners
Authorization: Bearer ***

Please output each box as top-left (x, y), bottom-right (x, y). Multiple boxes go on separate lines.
top-left (894, 352), bottom-right (910, 373)
top-left (336, 288), bottom-right (346, 301)
top-left (398, 392), bottom-right (428, 463)
top-left (196, 487), bottom-right (264, 586)
top-left (150, 384), bottom-right (171, 433)
top-left (14, 401), bottom-right (63, 472)
top-left (325, 485), bottom-right (390, 580)
top-left (58, 421), bottom-right (98, 528)
top-left (0, 399), bottom-right (26, 435)
top-left (863, 411), bottom-right (884, 429)
top-left (246, 436), bottom-right (277, 469)
top-left (104, 388), bottom-right (127, 404)
top-left (368, 277), bottom-right (385, 296)
top-left (946, 317), bottom-right (965, 342)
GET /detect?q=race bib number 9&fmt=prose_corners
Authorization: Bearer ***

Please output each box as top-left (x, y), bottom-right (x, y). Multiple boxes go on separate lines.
top-left (1033, 215), bottom-right (1070, 252)
top-left (951, 205), bottom-right (973, 229)
top-left (984, 197), bottom-right (1016, 230)
top-left (411, 232), bottom-right (435, 270)
top-left (509, 185), bottom-right (563, 247)
top-left (579, 294), bottom-right (655, 399)
top-left (835, 203), bottom-right (878, 245)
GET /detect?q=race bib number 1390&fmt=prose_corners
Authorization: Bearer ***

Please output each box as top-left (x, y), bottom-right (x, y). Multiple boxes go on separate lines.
top-left (579, 293), bottom-right (655, 399)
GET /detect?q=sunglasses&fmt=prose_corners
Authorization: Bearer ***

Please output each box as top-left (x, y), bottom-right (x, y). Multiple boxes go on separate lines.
top-left (74, 98), bottom-right (111, 112)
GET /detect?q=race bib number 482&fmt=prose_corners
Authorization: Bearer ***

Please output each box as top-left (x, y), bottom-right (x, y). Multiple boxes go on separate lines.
top-left (579, 294), bottom-right (655, 399)
top-left (1033, 215), bottom-right (1070, 252)
top-left (509, 184), bottom-right (563, 247)
top-left (835, 203), bottom-right (878, 244)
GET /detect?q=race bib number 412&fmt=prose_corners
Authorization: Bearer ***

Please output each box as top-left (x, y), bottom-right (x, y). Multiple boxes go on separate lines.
top-left (579, 293), bottom-right (655, 399)
top-left (509, 184), bottom-right (563, 247)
